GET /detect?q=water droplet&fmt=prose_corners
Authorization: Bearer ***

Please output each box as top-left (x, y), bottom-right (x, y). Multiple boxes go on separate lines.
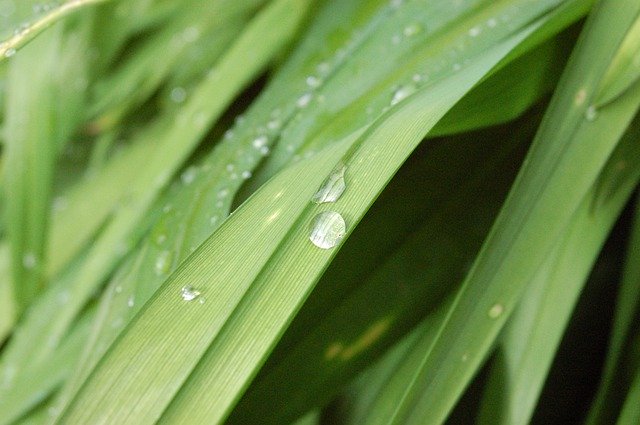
top-left (252, 135), bottom-right (268, 149)
top-left (306, 75), bottom-right (321, 88)
top-left (225, 164), bottom-right (235, 172)
top-left (403, 22), bottom-right (422, 37)
top-left (488, 304), bottom-right (504, 319)
top-left (22, 252), bottom-right (37, 269)
top-left (155, 250), bottom-right (172, 276)
top-left (170, 87), bottom-right (187, 103)
top-left (114, 285), bottom-right (123, 294)
top-left (468, 26), bottom-right (481, 37)
top-left (317, 62), bottom-right (330, 75)
top-left (297, 93), bottom-right (312, 108)
top-left (209, 215), bottom-right (219, 225)
top-left (487, 18), bottom-right (498, 28)
top-left (412, 73), bottom-right (423, 83)
top-left (241, 170), bottom-right (252, 179)
top-left (217, 188), bottom-right (229, 198)
top-left (312, 162), bottom-right (347, 204)
top-left (4, 48), bottom-right (16, 58)
top-left (267, 119), bottom-right (281, 131)
top-left (260, 146), bottom-right (270, 156)
top-left (391, 84), bottom-right (416, 105)
top-left (461, 353), bottom-right (469, 362)
top-left (52, 196), bottom-right (68, 212)
top-left (309, 211), bottom-right (346, 249)
top-left (585, 105), bottom-right (597, 121)
top-left (127, 295), bottom-right (135, 308)
top-left (182, 26), bottom-right (200, 43)
top-left (181, 285), bottom-right (201, 301)
top-left (181, 166), bottom-right (197, 185)
top-left (155, 233), bottom-right (167, 245)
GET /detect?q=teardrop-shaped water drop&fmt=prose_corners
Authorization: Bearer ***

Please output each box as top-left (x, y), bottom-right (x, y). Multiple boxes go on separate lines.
top-left (309, 211), bottom-right (346, 249)
top-left (312, 162), bottom-right (347, 204)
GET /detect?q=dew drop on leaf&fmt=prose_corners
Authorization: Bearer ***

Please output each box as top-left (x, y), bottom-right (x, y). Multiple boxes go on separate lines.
top-left (309, 211), bottom-right (346, 249)
top-left (296, 93), bottom-right (312, 108)
top-left (180, 166), bottom-right (197, 185)
top-left (585, 105), bottom-right (598, 121)
top-left (155, 250), bottom-right (173, 276)
top-left (488, 304), bottom-right (504, 318)
top-left (312, 162), bottom-right (347, 204)
top-left (390, 84), bottom-right (416, 105)
top-left (181, 285), bottom-right (201, 302)
top-left (22, 252), bottom-right (37, 269)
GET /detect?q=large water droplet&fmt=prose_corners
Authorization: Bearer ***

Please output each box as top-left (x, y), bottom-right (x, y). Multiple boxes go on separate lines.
top-left (585, 105), bottom-right (598, 121)
top-left (181, 285), bottom-right (201, 302)
top-left (309, 211), bottom-right (346, 249)
top-left (312, 162), bottom-right (347, 204)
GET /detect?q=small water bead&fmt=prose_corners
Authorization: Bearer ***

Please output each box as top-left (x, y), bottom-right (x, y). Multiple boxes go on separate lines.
top-left (114, 285), bottom-right (123, 294)
top-left (217, 188), bottom-right (229, 198)
top-left (317, 61), bottom-right (330, 75)
top-left (182, 26), bottom-right (200, 43)
top-left (52, 196), bottom-right (68, 212)
top-left (252, 135), bottom-right (268, 149)
top-left (585, 105), bottom-right (598, 121)
top-left (241, 170), bottom-right (252, 179)
top-left (306, 75), bottom-right (321, 88)
top-left (170, 87), bottom-right (187, 103)
top-left (468, 26), bottom-right (481, 37)
top-left (181, 166), bottom-right (197, 184)
top-left (488, 304), bottom-right (504, 319)
top-left (403, 22), bottom-right (423, 37)
top-left (390, 84), bottom-right (416, 105)
top-left (225, 164), bottom-right (235, 172)
top-left (267, 119), bottom-right (281, 131)
top-left (155, 233), bottom-right (167, 245)
top-left (209, 215), bottom-right (219, 225)
top-left (181, 285), bottom-right (201, 302)
top-left (309, 211), bottom-right (346, 249)
top-left (4, 48), bottom-right (16, 58)
top-left (487, 18), bottom-right (498, 28)
top-left (297, 93), bottom-right (313, 108)
top-left (155, 250), bottom-right (172, 276)
top-left (22, 252), bottom-right (37, 269)
top-left (312, 162), bottom-right (347, 204)
top-left (127, 295), bottom-right (135, 308)
top-left (260, 146), bottom-right (270, 156)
